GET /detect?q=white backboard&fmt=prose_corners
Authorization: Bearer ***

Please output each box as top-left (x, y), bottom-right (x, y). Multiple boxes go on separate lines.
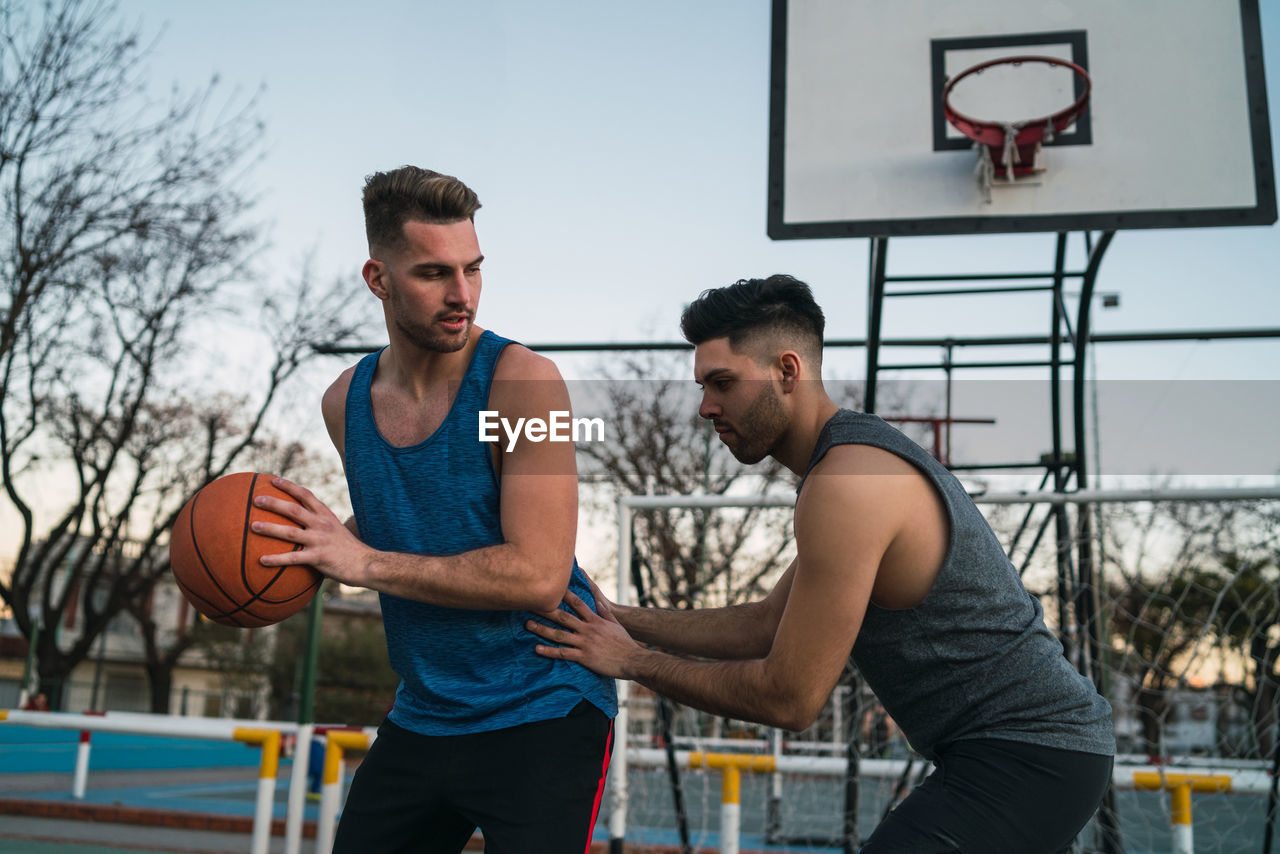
top-left (768, 0), bottom-right (1276, 238)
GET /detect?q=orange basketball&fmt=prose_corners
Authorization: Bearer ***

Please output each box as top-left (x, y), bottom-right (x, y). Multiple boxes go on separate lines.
top-left (169, 472), bottom-right (322, 628)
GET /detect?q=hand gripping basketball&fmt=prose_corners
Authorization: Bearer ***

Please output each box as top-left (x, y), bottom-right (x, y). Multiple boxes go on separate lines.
top-left (249, 476), bottom-right (372, 588)
top-left (169, 472), bottom-right (322, 627)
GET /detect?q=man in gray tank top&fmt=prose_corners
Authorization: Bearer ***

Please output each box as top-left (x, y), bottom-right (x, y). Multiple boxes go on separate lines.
top-left (528, 275), bottom-right (1115, 853)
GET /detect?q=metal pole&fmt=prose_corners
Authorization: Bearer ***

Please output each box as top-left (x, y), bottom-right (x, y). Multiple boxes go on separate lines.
top-left (1264, 699), bottom-right (1280, 854)
top-left (297, 583), bottom-right (325, 725)
top-left (865, 238), bottom-right (889, 414)
top-left (609, 499), bottom-right (632, 854)
top-left (1070, 230), bottom-right (1114, 685)
top-left (1048, 232), bottom-right (1076, 665)
top-left (315, 326), bottom-right (1280, 357)
top-left (1072, 231), bottom-right (1124, 854)
top-left (284, 721), bottom-right (313, 854)
top-left (766, 727), bottom-right (783, 843)
top-left (842, 676), bottom-right (861, 854)
top-left (619, 487), bottom-right (1280, 511)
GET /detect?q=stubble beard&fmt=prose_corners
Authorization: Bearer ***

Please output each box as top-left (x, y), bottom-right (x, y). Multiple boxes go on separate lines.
top-left (724, 381), bottom-right (787, 465)
top-left (390, 293), bottom-right (471, 354)
top-left (397, 316), bottom-right (470, 353)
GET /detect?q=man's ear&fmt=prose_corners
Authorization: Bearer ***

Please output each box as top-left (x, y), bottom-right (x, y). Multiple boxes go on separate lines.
top-left (777, 350), bottom-right (802, 393)
top-left (362, 259), bottom-right (388, 300)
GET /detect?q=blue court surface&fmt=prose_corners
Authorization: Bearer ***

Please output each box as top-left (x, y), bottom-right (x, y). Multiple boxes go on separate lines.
top-left (1, 726), bottom-right (266, 773)
top-left (0, 724), bottom-right (317, 821)
top-left (1, 724), bottom-right (1268, 853)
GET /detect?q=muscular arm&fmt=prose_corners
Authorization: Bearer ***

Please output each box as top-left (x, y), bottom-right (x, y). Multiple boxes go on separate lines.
top-left (255, 348), bottom-right (579, 612)
top-left (532, 449), bottom-right (916, 731)
top-left (610, 560), bottom-right (796, 660)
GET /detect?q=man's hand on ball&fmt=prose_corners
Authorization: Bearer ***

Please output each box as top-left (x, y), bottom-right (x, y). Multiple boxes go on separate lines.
top-left (251, 477), bottom-right (371, 585)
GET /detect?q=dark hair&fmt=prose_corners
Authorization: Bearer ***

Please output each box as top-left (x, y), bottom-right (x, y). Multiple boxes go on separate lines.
top-left (680, 275), bottom-right (825, 356)
top-left (362, 166), bottom-right (481, 253)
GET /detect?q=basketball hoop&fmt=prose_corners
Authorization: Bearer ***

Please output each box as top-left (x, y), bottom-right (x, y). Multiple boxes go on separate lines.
top-left (942, 55), bottom-right (1091, 196)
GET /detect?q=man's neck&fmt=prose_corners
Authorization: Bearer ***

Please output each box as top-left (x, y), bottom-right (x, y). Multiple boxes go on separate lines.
top-left (774, 395), bottom-right (841, 477)
top-left (380, 326), bottom-right (485, 402)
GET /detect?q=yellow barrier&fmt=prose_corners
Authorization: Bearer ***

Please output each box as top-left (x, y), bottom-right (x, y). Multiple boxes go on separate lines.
top-left (316, 729), bottom-right (373, 854)
top-left (0, 710), bottom-right (380, 854)
top-left (689, 752), bottom-right (777, 854)
top-left (233, 727), bottom-right (284, 854)
top-left (1132, 771), bottom-right (1232, 854)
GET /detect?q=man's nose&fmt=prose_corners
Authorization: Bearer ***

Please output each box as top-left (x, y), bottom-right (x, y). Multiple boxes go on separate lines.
top-left (444, 270), bottom-right (472, 306)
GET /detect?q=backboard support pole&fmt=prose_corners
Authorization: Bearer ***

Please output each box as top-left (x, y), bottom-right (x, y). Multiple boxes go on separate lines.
top-left (863, 229), bottom-right (1125, 852)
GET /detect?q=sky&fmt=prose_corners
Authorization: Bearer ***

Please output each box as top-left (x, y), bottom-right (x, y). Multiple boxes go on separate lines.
top-left (98, 0), bottom-right (1280, 494)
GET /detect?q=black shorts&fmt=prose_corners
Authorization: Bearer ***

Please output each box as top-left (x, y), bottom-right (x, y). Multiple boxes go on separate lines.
top-left (860, 738), bottom-right (1113, 854)
top-left (332, 701), bottom-right (613, 854)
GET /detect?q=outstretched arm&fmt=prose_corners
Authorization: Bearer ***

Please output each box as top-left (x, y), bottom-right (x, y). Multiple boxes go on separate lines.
top-left (604, 560), bottom-right (796, 660)
top-left (530, 459), bottom-right (904, 731)
top-left (253, 348), bottom-right (580, 612)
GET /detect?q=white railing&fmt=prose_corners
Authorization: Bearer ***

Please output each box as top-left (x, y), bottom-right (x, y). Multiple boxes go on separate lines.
top-left (0, 709), bottom-right (376, 854)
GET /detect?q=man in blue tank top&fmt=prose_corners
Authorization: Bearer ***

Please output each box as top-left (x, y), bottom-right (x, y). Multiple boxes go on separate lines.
top-left (252, 166), bottom-right (616, 853)
top-left (527, 275), bottom-right (1115, 853)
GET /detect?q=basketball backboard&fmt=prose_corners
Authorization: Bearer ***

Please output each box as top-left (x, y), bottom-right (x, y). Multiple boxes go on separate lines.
top-left (768, 0), bottom-right (1276, 238)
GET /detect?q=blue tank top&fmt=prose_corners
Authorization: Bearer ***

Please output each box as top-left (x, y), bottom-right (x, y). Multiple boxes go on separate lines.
top-left (343, 330), bottom-right (617, 735)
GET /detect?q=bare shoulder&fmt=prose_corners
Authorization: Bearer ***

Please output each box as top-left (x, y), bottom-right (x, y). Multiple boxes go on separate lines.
top-left (320, 364), bottom-right (359, 455)
top-left (492, 342), bottom-right (564, 383)
top-left (806, 442), bottom-right (921, 479)
top-left (321, 365), bottom-right (358, 420)
top-left (489, 344), bottom-right (570, 415)
top-left (795, 444), bottom-right (927, 544)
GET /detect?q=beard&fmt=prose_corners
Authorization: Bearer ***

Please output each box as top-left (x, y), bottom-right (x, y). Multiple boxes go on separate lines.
top-left (396, 316), bottom-right (470, 353)
top-left (722, 381), bottom-right (787, 465)
top-left (389, 296), bottom-right (471, 354)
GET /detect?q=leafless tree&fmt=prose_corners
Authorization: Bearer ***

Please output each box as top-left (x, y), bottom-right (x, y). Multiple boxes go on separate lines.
top-left (6, 250), bottom-right (365, 709)
top-left (574, 350), bottom-right (798, 611)
top-left (1102, 499), bottom-right (1279, 758)
top-left (0, 0), bottom-right (371, 709)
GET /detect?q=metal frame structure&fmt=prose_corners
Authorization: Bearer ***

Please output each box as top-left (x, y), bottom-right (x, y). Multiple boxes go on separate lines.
top-left (866, 230), bottom-right (1114, 671)
top-left (866, 229), bottom-right (1122, 848)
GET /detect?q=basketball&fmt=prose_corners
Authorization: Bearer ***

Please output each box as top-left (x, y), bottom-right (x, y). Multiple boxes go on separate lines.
top-left (169, 472), bottom-right (322, 628)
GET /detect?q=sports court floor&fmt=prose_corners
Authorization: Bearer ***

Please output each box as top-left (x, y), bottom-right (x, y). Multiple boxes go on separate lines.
top-left (0, 728), bottom-right (313, 853)
top-left (2, 726), bottom-right (1266, 853)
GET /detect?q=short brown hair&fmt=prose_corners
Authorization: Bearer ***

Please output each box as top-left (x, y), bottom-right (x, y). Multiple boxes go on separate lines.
top-left (362, 166), bottom-right (481, 253)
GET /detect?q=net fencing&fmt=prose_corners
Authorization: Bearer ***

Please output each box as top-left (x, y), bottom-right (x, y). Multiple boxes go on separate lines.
top-left (600, 488), bottom-right (1280, 853)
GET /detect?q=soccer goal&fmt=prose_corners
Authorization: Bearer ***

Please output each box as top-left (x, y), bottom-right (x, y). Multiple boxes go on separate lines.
top-left (601, 486), bottom-right (1280, 854)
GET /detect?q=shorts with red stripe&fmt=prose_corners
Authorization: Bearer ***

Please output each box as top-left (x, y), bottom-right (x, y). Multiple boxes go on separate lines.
top-left (333, 700), bottom-right (613, 854)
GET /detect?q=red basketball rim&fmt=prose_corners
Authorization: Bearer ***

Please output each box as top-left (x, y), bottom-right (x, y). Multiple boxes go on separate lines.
top-left (942, 55), bottom-right (1091, 149)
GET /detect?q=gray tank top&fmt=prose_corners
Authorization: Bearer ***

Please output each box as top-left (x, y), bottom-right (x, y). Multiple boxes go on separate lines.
top-left (801, 410), bottom-right (1114, 760)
